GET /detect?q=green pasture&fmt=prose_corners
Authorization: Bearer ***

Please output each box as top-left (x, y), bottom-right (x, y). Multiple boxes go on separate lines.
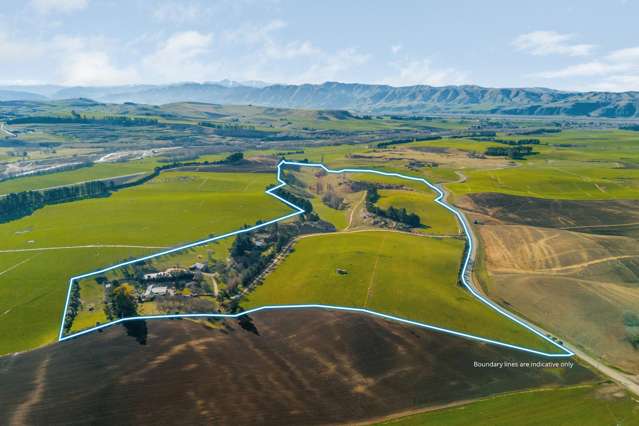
top-left (0, 158), bottom-right (160, 195)
top-left (243, 231), bottom-right (562, 354)
top-left (378, 385), bottom-right (639, 425)
top-left (376, 189), bottom-right (460, 234)
top-left (0, 170), bottom-right (292, 355)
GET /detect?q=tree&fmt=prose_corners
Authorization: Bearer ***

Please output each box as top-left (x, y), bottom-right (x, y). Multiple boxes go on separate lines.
top-left (223, 152), bottom-right (244, 163)
top-left (111, 283), bottom-right (138, 318)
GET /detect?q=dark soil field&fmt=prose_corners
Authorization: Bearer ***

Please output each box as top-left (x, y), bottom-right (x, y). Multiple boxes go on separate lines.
top-left (458, 193), bottom-right (639, 238)
top-left (0, 310), bottom-right (594, 425)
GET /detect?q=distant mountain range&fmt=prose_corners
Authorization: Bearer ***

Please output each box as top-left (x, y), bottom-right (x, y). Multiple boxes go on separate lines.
top-left (1, 81), bottom-right (639, 118)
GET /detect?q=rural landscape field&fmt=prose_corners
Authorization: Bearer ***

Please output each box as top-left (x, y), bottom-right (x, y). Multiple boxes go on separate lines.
top-left (2, 0), bottom-right (639, 424)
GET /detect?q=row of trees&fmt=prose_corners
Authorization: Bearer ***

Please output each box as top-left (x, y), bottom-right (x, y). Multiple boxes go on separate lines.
top-left (365, 187), bottom-right (421, 227)
top-left (8, 115), bottom-right (158, 126)
top-left (0, 180), bottom-right (111, 223)
top-left (199, 121), bottom-right (274, 138)
top-left (484, 145), bottom-right (536, 159)
top-left (274, 188), bottom-right (313, 216)
top-left (1, 152), bottom-right (250, 224)
top-left (494, 138), bottom-right (540, 146)
top-left (377, 136), bottom-right (441, 149)
top-left (62, 282), bottom-right (81, 333)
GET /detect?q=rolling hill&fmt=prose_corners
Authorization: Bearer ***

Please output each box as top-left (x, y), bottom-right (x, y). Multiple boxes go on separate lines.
top-left (1, 82), bottom-right (639, 118)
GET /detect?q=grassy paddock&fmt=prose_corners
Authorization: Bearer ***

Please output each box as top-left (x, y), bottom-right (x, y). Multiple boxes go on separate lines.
top-left (243, 231), bottom-right (561, 353)
top-left (377, 384), bottom-right (639, 425)
top-left (0, 158), bottom-right (160, 195)
top-left (0, 170), bottom-right (292, 355)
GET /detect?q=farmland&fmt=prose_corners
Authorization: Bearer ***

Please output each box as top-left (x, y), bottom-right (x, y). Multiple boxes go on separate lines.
top-left (0, 310), bottom-right (596, 425)
top-left (379, 384), bottom-right (639, 426)
top-left (0, 158), bottom-right (160, 195)
top-left (243, 231), bottom-right (561, 354)
top-left (2, 99), bottom-right (639, 423)
top-left (0, 169), bottom-right (291, 355)
top-left (461, 195), bottom-right (639, 374)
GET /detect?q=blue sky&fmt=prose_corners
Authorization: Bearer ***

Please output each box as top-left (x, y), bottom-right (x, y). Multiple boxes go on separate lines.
top-left (1, 0), bottom-right (639, 91)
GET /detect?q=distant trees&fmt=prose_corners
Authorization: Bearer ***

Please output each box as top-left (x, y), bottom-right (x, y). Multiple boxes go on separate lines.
top-left (624, 312), bottom-right (639, 349)
top-left (198, 122), bottom-right (274, 138)
top-left (222, 152), bottom-right (244, 163)
top-left (275, 188), bottom-right (313, 217)
top-left (62, 281), bottom-right (81, 333)
top-left (0, 180), bottom-right (112, 223)
top-left (7, 115), bottom-right (158, 126)
top-left (321, 190), bottom-right (345, 210)
top-left (377, 136), bottom-right (441, 149)
top-left (484, 145), bottom-right (536, 159)
top-left (494, 138), bottom-right (540, 146)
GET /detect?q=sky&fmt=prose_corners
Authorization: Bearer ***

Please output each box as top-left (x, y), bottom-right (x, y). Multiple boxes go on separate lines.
top-left (1, 0), bottom-right (639, 91)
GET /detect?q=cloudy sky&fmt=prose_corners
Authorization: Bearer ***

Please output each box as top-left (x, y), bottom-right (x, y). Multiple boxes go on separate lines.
top-left (1, 0), bottom-right (639, 91)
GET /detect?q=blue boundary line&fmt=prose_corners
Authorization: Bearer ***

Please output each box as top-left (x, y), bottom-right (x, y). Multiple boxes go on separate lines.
top-left (58, 161), bottom-right (573, 358)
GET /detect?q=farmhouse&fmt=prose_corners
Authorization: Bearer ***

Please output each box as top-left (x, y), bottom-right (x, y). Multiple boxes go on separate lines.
top-left (190, 262), bottom-right (206, 271)
top-left (142, 285), bottom-right (171, 301)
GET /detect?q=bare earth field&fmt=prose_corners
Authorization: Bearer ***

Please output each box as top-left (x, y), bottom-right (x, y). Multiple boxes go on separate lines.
top-left (459, 194), bottom-right (639, 376)
top-left (0, 310), bottom-right (594, 425)
top-left (458, 194), bottom-right (639, 238)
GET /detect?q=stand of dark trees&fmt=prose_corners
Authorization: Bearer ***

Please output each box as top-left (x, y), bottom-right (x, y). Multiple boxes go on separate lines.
top-left (222, 221), bottom-right (305, 304)
top-left (494, 138), bottom-right (540, 146)
top-left (621, 125), bottom-right (639, 132)
top-left (0, 152), bottom-right (246, 224)
top-left (199, 121), bottom-right (275, 138)
top-left (273, 188), bottom-right (313, 216)
top-left (0, 180), bottom-right (112, 223)
top-left (484, 145), bottom-right (536, 159)
top-left (516, 128), bottom-right (561, 135)
top-left (8, 115), bottom-right (158, 126)
top-left (62, 281), bottom-right (81, 333)
top-left (365, 187), bottom-right (421, 227)
top-left (377, 135), bottom-right (441, 148)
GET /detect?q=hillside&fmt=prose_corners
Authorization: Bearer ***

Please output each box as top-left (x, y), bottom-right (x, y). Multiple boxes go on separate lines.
top-left (2, 82), bottom-right (639, 118)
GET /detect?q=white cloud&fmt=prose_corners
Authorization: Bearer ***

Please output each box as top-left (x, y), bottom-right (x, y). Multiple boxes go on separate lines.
top-left (30, 0), bottom-right (88, 14)
top-left (532, 43), bottom-right (639, 91)
top-left (0, 32), bottom-right (45, 59)
top-left (61, 51), bottom-right (139, 86)
top-left (383, 58), bottom-right (469, 87)
top-left (391, 44), bottom-right (402, 54)
top-left (223, 20), bottom-right (319, 60)
top-left (535, 61), bottom-right (629, 78)
top-left (513, 31), bottom-right (594, 57)
top-left (142, 31), bottom-right (216, 82)
top-left (294, 48), bottom-right (370, 83)
top-left (606, 46), bottom-right (639, 63)
top-left (153, 2), bottom-right (203, 24)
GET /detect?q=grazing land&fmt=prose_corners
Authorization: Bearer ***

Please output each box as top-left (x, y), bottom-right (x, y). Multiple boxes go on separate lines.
top-left (377, 383), bottom-right (639, 426)
top-left (0, 158), bottom-right (160, 195)
top-left (243, 231), bottom-right (561, 353)
top-left (0, 169), bottom-right (291, 355)
top-left (459, 192), bottom-right (639, 374)
top-left (0, 311), bottom-right (595, 425)
top-left (2, 99), bottom-right (639, 423)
